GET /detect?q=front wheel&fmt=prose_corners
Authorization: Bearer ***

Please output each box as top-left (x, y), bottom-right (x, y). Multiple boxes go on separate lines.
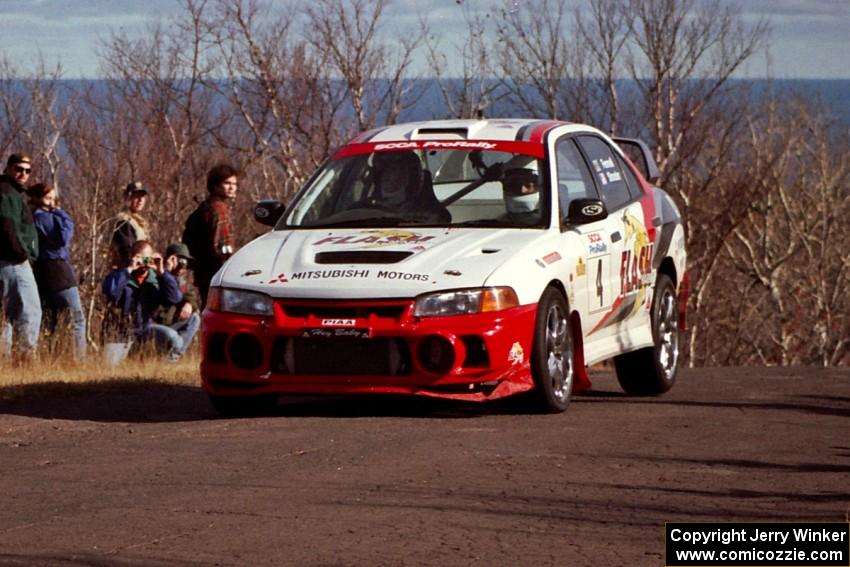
top-left (614, 273), bottom-right (680, 395)
top-left (530, 287), bottom-right (574, 413)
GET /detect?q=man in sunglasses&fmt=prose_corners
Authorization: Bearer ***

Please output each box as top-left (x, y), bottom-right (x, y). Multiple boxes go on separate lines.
top-left (0, 153), bottom-right (42, 360)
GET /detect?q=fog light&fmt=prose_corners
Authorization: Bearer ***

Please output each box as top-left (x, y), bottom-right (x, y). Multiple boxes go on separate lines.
top-left (229, 333), bottom-right (264, 371)
top-left (417, 335), bottom-right (455, 374)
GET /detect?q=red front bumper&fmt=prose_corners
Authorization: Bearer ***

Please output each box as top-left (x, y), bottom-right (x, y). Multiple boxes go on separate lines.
top-left (200, 298), bottom-right (538, 402)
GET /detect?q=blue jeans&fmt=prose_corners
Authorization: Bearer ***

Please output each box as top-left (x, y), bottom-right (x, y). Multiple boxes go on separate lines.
top-left (44, 286), bottom-right (87, 359)
top-left (151, 312), bottom-right (201, 360)
top-left (0, 260), bottom-right (42, 356)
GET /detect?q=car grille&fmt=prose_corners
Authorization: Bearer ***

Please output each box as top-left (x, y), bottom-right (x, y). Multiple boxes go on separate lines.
top-left (271, 336), bottom-right (412, 376)
top-left (282, 303), bottom-right (409, 319)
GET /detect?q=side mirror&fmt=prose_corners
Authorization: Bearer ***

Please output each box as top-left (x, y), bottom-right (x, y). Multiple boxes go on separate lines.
top-left (566, 198), bottom-right (608, 225)
top-left (254, 199), bottom-right (285, 227)
top-left (613, 137), bottom-right (660, 185)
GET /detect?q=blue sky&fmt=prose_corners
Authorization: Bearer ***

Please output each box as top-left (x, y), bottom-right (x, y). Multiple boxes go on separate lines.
top-left (0, 0), bottom-right (848, 79)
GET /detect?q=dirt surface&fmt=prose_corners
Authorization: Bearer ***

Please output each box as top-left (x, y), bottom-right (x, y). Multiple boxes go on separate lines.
top-left (1, 367), bottom-right (848, 566)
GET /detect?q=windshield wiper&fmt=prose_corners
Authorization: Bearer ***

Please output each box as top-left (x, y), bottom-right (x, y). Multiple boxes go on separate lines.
top-left (450, 219), bottom-right (512, 227)
top-left (303, 217), bottom-right (425, 228)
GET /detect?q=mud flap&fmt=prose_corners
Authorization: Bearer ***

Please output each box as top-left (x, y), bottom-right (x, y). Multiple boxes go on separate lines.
top-left (571, 313), bottom-right (592, 393)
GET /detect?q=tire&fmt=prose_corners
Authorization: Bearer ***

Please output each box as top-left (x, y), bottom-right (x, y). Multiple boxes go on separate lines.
top-left (208, 394), bottom-right (278, 417)
top-left (530, 287), bottom-right (574, 413)
top-left (614, 273), bottom-right (679, 395)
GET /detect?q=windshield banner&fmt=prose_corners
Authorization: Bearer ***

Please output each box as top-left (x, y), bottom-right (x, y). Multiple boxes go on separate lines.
top-left (333, 140), bottom-right (545, 160)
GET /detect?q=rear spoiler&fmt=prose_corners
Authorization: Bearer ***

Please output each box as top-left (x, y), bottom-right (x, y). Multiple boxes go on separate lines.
top-left (613, 137), bottom-right (660, 185)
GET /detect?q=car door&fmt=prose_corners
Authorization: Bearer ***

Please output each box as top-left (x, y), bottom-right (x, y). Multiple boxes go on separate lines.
top-left (575, 134), bottom-right (650, 339)
top-left (553, 136), bottom-right (624, 336)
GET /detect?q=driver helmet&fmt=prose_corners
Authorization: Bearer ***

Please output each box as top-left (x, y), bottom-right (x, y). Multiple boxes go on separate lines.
top-left (372, 150), bottom-right (423, 207)
top-left (502, 159), bottom-right (541, 214)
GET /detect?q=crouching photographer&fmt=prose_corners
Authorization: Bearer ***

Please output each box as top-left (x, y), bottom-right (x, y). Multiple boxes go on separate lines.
top-left (101, 239), bottom-right (191, 363)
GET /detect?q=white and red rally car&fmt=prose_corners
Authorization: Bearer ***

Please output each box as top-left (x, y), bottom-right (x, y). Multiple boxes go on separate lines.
top-left (201, 119), bottom-right (687, 414)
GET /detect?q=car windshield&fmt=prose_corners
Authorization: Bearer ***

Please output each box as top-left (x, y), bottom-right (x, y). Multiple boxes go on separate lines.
top-left (281, 148), bottom-right (548, 229)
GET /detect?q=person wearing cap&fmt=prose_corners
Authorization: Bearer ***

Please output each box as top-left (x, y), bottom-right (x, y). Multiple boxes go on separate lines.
top-left (101, 239), bottom-right (184, 359)
top-left (182, 163), bottom-right (238, 307)
top-left (0, 153), bottom-right (42, 359)
top-left (110, 181), bottom-right (152, 267)
top-left (151, 242), bottom-right (201, 361)
top-left (27, 182), bottom-right (87, 359)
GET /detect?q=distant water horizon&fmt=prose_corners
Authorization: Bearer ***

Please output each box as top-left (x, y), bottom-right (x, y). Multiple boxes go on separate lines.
top-left (52, 77), bottom-right (850, 128)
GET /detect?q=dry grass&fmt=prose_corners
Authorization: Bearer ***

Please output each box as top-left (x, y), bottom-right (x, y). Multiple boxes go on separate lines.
top-left (0, 350), bottom-right (200, 390)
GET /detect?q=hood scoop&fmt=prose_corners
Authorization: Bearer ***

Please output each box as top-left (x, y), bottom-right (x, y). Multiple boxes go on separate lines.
top-left (314, 251), bottom-right (413, 264)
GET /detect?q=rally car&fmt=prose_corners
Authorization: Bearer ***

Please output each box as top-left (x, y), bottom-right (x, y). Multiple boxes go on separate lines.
top-left (201, 119), bottom-right (687, 415)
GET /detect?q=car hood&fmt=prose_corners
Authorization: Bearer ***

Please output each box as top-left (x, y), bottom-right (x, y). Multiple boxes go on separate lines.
top-left (217, 227), bottom-right (543, 299)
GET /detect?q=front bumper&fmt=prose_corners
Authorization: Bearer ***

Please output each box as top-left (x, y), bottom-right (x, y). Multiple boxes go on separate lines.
top-left (200, 298), bottom-right (538, 401)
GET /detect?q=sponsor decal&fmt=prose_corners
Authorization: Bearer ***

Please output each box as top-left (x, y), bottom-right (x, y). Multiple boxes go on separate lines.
top-left (276, 268), bottom-right (429, 282)
top-left (304, 328), bottom-right (370, 339)
top-left (374, 140), bottom-right (498, 151)
top-left (443, 269), bottom-right (462, 276)
top-left (542, 251), bottom-right (562, 265)
top-left (607, 170), bottom-right (622, 183)
top-left (290, 269), bottom-right (370, 280)
top-left (581, 204), bottom-right (604, 217)
top-left (314, 229), bottom-right (436, 247)
top-left (592, 159), bottom-right (602, 172)
top-left (576, 257), bottom-right (586, 277)
top-left (588, 242), bottom-right (608, 255)
top-left (599, 157), bottom-right (615, 169)
top-left (508, 342), bottom-right (524, 365)
top-left (587, 232), bottom-right (603, 243)
top-left (242, 269), bottom-right (262, 277)
top-left (376, 270), bottom-right (430, 282)
top-left (597, 172), bottom-right (609, 185)
top-left (254, 207), bottom-right (269, 219)
top-left (620, 212), bottom-right (654, 299)
top-left (333, 140), bottom-right (545, 159)
top-left (321, 319), bottom-right (356, 327)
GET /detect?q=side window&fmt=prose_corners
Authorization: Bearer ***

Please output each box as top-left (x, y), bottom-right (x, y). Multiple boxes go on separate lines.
top-left (615, 154), bottom-right (644, 199)
top-left (554, 137), bottom-right (597, 217)
top-left (577, 135), bottom-right (632, 211)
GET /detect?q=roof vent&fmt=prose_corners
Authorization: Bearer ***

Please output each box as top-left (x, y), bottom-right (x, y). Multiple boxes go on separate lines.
top-left (412, 127), bottom-right (468, 140)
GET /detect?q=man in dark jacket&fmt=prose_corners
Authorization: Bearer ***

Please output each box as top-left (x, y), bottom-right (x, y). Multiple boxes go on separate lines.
top-left (101, 240), bottom-right (182, 357)
top-left (0, 153), bottom-right (41, 359)
top-left (183, 163), bottom-right (238, 308)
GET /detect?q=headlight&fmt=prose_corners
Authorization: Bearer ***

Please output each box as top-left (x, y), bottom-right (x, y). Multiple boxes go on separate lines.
top-left (414, 287), bottom-right (519, 317)
top-left (210, 287), bottom-right (274, 316)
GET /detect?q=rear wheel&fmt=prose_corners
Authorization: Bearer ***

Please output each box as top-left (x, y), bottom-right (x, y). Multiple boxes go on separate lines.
top-left (531, 287), bottom-right (574, 413)
top-left (614, 273), bottom-right (679, 395)
top-left (208, 394), bottom-right (278, 417)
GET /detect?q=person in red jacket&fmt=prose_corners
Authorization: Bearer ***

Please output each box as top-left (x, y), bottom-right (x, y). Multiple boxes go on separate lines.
top-left (182, 163), bottom-right (239, 308)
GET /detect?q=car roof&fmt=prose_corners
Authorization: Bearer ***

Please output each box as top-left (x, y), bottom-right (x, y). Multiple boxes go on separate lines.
top-left (349, 119), bottom-right (600, 146)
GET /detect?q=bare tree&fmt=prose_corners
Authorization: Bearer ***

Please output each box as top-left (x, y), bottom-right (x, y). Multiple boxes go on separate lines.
top-left (422, 6), bottom-right (503, 119)
top-left (717, 99), bottom-right (850, 366)
top-left (574, 0), bottom-right (629, 134)
top-left (306, 0), bottom-right (422, 132)
top-left (624, 0), bottom-right (769, 183)
top-left (492, 0), bottom-right (588, 121)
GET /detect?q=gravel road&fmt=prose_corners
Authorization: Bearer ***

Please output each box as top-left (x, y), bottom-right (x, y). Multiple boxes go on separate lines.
top-left (1, 367), bottom-right (848, 566)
